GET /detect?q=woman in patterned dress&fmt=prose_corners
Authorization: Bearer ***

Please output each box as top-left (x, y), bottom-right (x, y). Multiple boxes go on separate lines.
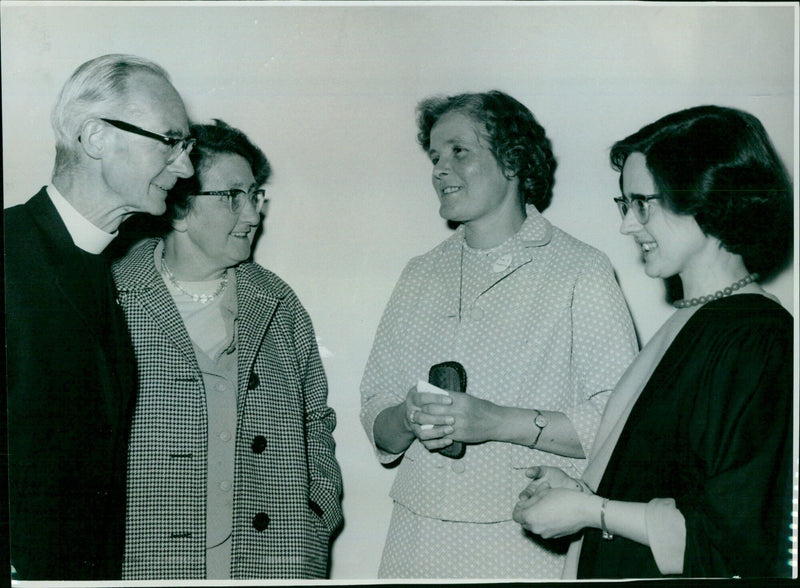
top-left (513, 105), bottom-right (793, 579)
top-left (113, 120), bottom-right (343, 580)
top-left (360, 90), bottom-right (638, 578)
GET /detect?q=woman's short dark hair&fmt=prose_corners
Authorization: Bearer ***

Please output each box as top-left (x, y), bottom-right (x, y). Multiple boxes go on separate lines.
top-left (165, 119), bottom-right (271, 224)
top-left (107, 120), bottom-right (271, 258)
top-left (610, 105), bottom-right (793, 279)
top-left (416, 90), bottom-right (557, 212)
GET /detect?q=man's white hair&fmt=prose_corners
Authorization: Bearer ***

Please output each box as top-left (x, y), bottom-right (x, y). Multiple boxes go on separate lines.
top-left (51, 54), bottom-right (172, 168)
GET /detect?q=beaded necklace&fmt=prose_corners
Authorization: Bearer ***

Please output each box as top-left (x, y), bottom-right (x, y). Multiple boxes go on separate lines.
top-left (161, 255), bottom-right (228, 304)
top-left (673, 273), bottom-right (758, 309)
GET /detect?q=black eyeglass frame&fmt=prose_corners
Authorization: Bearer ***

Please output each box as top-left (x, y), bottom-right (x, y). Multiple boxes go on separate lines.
top-left (100, 118), bottom-right (195, 158)
top-left (613, 194), bottom-right (663, 225)
top-left (192, 189), bottom-right (268, 214)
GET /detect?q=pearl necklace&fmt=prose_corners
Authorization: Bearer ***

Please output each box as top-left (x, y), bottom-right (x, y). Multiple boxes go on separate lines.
top-left (161, 255), bottom-right (228, 304)
top-left (673, 273), bottom-right (759, 309)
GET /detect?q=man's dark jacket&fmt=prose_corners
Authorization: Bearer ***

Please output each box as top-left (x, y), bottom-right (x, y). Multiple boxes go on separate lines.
top-left (5, 187), bottom-right (137, 580)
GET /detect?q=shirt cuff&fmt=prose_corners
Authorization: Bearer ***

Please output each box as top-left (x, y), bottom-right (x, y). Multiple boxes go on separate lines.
top-left (646, 497), bottom-right (686, 575)
top-left (361, 395), bottom-right (406, 464)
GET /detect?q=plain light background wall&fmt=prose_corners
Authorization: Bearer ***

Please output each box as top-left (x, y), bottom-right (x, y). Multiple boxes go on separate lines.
top-left (2, 2), bottom-right (796, 581)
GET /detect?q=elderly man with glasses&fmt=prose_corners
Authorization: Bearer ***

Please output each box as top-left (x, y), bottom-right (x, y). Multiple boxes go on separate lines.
top-left (4, 54), bottom-right (194, 581)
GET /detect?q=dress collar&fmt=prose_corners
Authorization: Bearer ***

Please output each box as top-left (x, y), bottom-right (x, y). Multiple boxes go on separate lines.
top-left (452, 204), bottom-right (554, 251)
top-left (516, 204), bottom-right (554, 248)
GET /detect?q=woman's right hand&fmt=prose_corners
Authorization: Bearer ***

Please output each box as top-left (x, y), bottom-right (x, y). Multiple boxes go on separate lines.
top-left (513, 482), bottom-right (599, 539)
top-left (404, 385), bottom-right (456, 451)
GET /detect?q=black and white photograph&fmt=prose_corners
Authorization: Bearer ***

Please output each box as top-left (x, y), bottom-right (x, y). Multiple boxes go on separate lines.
top-left (2, 1), bottom-right (797, 583)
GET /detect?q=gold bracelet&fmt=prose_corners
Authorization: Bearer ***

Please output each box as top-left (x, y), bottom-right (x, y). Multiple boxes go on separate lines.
top-left (600, 497), bottom-right (613, 540)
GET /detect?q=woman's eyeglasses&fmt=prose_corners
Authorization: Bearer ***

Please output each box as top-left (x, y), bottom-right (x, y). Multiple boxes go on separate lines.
top-left (193, 189), bottom-right (268, 215)
top-left (613, 194), bottom-right (662, 225)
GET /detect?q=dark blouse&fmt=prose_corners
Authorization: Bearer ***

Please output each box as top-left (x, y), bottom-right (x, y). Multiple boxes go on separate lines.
top-left (578, 294), bottom-right (793, 579)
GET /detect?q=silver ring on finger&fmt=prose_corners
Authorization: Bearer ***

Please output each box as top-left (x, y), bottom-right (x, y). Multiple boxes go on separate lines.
top-left (409, 409), bottom-right (419, 424)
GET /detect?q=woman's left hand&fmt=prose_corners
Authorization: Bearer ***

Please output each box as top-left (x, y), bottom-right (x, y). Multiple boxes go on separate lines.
top-left (512, 484), bottom-right (599, 539)
top-left (424, 390), bottom-right (500, 444)
top-left (519, 466), bottom-right (586, 499)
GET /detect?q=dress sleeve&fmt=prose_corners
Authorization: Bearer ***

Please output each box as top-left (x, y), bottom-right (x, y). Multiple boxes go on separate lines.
top-left (360, 262), bottom-right (418, 463)
top-left (677, 311), bottom-right (793, 578)
top-left (563, 252), bottom-right (638, 463)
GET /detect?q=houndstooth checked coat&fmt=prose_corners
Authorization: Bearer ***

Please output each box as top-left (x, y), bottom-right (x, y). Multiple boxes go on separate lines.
top-left (112, 239), bottom-right (343, 579)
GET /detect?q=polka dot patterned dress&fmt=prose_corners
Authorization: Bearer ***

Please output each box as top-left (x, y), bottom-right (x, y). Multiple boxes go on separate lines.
top-left (361, 207), bottom-right (638, 579)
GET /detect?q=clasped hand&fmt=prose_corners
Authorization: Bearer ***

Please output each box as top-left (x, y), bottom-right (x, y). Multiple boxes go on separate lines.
top-left (404, 384), bottom-right (498, 451)
top-left (512, 466), bottom-right (594, 539)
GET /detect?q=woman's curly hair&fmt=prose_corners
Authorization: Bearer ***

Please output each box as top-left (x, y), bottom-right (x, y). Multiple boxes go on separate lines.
top-left (416, 90), bottom-right (557, 212)
top-left (610, 105), bottom-right (793, 279)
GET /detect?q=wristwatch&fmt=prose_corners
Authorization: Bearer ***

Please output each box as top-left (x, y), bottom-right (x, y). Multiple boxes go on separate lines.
top-left (530, 409), bottom-right (549, 448)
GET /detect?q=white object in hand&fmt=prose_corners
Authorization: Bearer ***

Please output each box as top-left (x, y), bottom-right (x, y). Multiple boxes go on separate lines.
top-left (416, 380), bottom-right (449, 429)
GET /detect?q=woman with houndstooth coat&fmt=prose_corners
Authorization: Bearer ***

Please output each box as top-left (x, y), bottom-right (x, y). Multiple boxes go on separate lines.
top-left (112, 120), bottom-right (343, 580)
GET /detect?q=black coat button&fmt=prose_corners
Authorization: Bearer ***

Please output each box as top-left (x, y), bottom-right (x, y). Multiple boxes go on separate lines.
top-left (248, 371), bottom-right (260, 390)
top-left (251, 435), bottom-right (267, 454)
top-left (252, 512), bottom-right (270, 531)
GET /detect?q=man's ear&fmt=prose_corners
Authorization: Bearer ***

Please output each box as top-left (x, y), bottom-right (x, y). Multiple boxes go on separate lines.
top-left (79, 118), bottom-right (107, 159)
top-left (171, 215), bottom-right (189, 233)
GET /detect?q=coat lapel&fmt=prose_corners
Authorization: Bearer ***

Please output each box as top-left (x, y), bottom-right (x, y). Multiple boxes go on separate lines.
top-left (479, 208), bottom-right (554, 296)
top-left (447, 206), bottom-right (555, 312)
top-left (113, 239), bottom-right (200, 372)
top-left (114, 242), bottom-right (287, 407)
top-left (26, 189), bottom-right (106, 337)
top-left (234, 265), bottom-right (281, 405)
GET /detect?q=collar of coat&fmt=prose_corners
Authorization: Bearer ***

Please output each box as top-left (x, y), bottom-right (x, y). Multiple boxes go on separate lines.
top-left (112, 238), bottom-right (295, 383)
top-left (112, 238), bottom-right (291, 304)
top-left (438, 204), bottom-right (554, 273)
top-left (422, 204), bottom-right (556, 312)
top-left (447, 203), bottom-right (554, 251)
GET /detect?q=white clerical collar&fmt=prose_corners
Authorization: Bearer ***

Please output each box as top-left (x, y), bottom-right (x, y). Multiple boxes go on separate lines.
top-left (47, 185), bottom-right (117, 254)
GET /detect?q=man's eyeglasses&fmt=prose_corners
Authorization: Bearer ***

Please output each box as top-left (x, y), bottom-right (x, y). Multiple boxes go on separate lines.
top-left (613, 194), bottom-right (663, 225)
top-left (100, 118), bottom-right (195, 161)
top-left (193, 189), bottom-right (268, 215)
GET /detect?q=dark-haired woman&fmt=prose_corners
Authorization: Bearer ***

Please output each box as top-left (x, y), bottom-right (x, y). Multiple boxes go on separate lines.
top-left (360, 91), bottom-right (637, 578)
top-left (113, 120), bottom-right (343, 580)
top-left (513, 105), bottom-right (793, 579)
